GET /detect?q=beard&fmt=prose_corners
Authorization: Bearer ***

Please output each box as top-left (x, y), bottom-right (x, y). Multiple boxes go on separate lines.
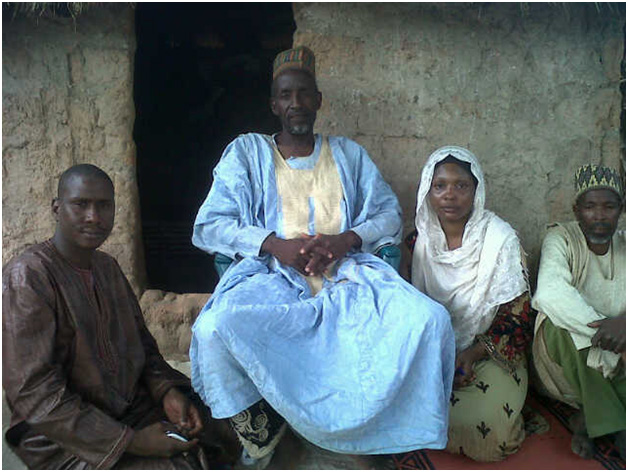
top-left (581, 223), bottom-right (615, 245)
top-left (287, 123), bottom-right (312, 135)
top-left (585, 232), bottom-right (614, 245)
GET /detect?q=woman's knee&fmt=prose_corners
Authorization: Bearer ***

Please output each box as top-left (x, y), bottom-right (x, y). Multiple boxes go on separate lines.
top-left (447, 413), bottom-right (525, 462)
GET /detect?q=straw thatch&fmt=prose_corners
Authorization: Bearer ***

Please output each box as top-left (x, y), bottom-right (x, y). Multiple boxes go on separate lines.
top-left (3, 2), bottom-right (134, 20)
top-left (3, 2), bottom-right (625, 20)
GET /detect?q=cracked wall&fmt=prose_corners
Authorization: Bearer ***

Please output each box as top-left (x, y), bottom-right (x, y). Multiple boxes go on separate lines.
top-left (2, 5), bottom-right (145, 292)
top-left (294, 3), bottom-right (625, 280)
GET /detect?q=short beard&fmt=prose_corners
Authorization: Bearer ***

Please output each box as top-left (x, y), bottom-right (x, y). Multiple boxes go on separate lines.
top-left (585, 233), bottom-right (613, 245)
top-left (288, 123), bottom-right (311, 135)
top-left (580, 221), bottom-right (615, 245)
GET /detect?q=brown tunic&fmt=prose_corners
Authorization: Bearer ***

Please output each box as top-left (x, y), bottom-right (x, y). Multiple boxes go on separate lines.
top-left (2, 241), bottom-right (193, 469)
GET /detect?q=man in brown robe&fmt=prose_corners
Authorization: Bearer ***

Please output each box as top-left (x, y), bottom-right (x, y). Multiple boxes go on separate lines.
top-left (3, 164), bottom-right (237, 469)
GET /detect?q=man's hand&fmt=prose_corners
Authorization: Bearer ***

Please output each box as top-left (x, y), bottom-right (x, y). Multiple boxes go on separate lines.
top-left (453, 342), bottom-right (487, 390)
top-left (300, 232), bottom-right (361, 274)
top-left (162, 387), bottom-right (203, 437)
top-left (261, 234), bottom-right (311, 274)
top-left (588, 315), bottom-right (626, 354)
top-left (299, 248), bottom-right (330, 276)
top-left (126, 422), bottom-right (198, 457)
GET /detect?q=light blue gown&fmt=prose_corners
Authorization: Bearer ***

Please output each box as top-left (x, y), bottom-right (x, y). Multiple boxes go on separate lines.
top-left (190, 133), bottom-right (455, 454)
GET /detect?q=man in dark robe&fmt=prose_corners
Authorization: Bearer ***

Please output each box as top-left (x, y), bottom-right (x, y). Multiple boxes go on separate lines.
top-left (3, 164), bottom-right (238, 469)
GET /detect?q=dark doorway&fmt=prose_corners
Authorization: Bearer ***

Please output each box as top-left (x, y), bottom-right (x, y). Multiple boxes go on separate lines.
top-left (134, 3), bottom-right (295, 293)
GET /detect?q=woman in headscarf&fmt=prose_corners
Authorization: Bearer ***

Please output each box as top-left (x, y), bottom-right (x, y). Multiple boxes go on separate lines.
top-left (411, 146), bottom-right (533, 461)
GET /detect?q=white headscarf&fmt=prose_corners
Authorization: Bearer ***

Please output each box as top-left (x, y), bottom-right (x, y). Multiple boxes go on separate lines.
top-left (412, 146), bottom-right (528, 351)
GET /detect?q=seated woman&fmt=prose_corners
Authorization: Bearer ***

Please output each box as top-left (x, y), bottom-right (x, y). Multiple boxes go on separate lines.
top-left (411, 146), bottom-right (533, 462)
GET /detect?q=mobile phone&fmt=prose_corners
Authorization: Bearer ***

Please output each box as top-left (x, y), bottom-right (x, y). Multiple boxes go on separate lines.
top-left (165, 430), bottom-right (189, 442)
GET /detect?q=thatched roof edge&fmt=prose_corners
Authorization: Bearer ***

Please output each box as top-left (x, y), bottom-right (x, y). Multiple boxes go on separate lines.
top-left (3, 2), bottom-right (135, 20)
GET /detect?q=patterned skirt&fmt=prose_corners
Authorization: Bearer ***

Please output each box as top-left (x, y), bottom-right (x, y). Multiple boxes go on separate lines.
top-left (447, 357), bottom-right (528, 462)
top-left (229, 399), bottom-right (287, 460)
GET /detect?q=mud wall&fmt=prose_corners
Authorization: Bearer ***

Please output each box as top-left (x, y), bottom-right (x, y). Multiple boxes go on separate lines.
top-left (2, 5), bottom-right (145, 292)
top-left (294, 3), bottom-right (625, 279)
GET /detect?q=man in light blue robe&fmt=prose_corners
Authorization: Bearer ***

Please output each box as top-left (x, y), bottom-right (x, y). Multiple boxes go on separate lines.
top-left (190, 46), bottom-right (455, 466)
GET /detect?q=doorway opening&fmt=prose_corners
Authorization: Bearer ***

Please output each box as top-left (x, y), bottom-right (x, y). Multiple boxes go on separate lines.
top-left (134, 3), bottom-right (295, 293)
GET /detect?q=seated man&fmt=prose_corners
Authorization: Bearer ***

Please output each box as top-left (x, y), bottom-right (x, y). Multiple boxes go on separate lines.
top-left (190, 46), bottom-right (455, 467)
top-left (3, 164), bottom-right (236, 469)
top-left (532, 164), bottom-right (625, 459)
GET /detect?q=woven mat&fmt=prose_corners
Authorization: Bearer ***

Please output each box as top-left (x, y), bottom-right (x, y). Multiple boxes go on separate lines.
top-left (392, 391), bottom-right (625, 470)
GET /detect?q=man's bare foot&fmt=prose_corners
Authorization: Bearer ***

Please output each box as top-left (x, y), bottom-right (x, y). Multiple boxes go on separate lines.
top-left (569, 411), bottom-right (595, 459)
top-left (268, 428), bottom-right (305, 470)
top-left (198, 413), bottom-right (241, 466)
top-left (615, 430), bottom-right (626, 461)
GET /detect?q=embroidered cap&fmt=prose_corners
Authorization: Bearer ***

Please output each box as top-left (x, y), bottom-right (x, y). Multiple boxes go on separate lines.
top-left (575, 164), bottom-right (624, 200)
top-left (272, 46), bottom-right (316, 80)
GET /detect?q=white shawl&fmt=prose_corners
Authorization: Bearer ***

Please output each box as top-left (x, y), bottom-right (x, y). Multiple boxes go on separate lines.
top-left (412, 146), bottom-right (528, 351)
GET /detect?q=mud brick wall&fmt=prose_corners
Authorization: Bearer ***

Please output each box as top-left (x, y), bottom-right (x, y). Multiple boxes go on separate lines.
top-left (2, 5), bottom-right (145, 292)
top-left (294, 3), bottom-right (625, 279)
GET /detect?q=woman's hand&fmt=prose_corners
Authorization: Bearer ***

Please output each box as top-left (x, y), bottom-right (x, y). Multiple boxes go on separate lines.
top-left (453, 342), bottom-right (487, 390)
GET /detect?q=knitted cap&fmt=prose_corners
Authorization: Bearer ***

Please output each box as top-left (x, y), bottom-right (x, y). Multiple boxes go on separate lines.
top-left (272, 46), bottom-right (315, 80)
top-left (574, 164), bottom-right (624, 200)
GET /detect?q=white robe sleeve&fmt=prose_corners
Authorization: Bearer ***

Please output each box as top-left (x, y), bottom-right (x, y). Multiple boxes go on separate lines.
top-left (532, 227), bottom-right (603, 350)
top-left (192, 136), bottom-right (273, 259)
top-left (341, 141), bottom-right (403, 253)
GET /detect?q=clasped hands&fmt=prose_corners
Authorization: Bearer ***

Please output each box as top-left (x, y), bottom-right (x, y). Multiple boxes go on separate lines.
top-left (262, 231), bottom-right (361, 276)
top-left (127, 387), bottom-right (202, 457)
